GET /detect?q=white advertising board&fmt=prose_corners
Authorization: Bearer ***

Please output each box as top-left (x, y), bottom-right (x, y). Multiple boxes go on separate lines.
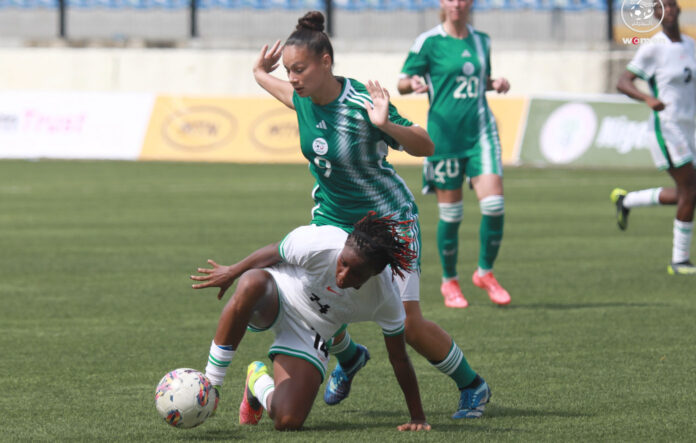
top-left (0, 91), bottom-right (154, 160)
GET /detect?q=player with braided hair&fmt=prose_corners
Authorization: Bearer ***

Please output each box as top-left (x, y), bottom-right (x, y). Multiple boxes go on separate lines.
top-left (191, 214), bottom-right (430, 431)
top-left (346, 211), bottom-right (417, 280)
top-left (254, 9), bottom-right (491, 420)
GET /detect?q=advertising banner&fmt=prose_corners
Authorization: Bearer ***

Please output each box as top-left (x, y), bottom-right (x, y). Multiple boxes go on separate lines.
top-left (140, 95), bottom-right (525, 165)
top-left (0, 91), bottom-right (154, 160)
top-left (519, 95), bottom-right (654, 167)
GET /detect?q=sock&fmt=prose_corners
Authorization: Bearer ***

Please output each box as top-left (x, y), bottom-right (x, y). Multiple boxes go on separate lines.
top-left (623, 187), bottom-right (662, 209)
top-left (672, 219), bottom-right (693, 263)
top-left (330, 331), bottom-right (359, 367)
top-left (253, 374), bottom-right (275, 411)
top-left (438, 201), bottom-right (463, 279)
top-left (430, 340), bottom-right (477, 390)
top-left (477, 267), bottom-right (490, 277)
top-left (479, 196), bottom-right (505, 270)
top-left (205, 340), bottom-right (234, 386)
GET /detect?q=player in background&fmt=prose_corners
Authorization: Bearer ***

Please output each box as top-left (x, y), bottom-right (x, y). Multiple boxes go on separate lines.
top-left (612, 0), bottom-right (696, 274)
top-left (253, 11), bottom-right (492, 419)
top-left (398, 0), bottom-right (511, 308)
top-left (191, 213), bottom-right (430, 431)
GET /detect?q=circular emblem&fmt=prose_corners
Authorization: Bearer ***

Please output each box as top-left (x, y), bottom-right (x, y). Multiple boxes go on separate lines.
top-left (540, 102), bottom-right (597, 165)
top-left (621, 0), bottom-right (664, 33)
top-left (249, 108), bottom-right (299, 153)
top-left (462, 62), bottom-right (475, 76)
top-left (162, 106), bottom-right (236, 152)
top-left (312, 137), bottom-right (329, 155)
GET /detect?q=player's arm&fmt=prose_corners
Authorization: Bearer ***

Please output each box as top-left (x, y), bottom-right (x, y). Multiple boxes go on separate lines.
top-left (253, 40), bottom-right (295, 109)
top-left (616, 70), bottom-right (665, 111)
top-left (365, 80), bottom-right (434, 157)
top-left (190, 242), bottom-right (281, 300)
top-left (383, 332), bottom-right (431, 432)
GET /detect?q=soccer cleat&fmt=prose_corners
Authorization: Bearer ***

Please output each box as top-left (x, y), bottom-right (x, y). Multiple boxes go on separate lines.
top-left (472, 271), bottom-right (511, 305)
top-left (323, 345), bottom-right (370, 405)
top-left (239, 361), bottom-right (266, 425)
top-left (452, 377), bottom-right (491, 419)
top-left (610, 188), bottom-right (630, 231)
top-left (440, 279), bottom-right (469, 308)
top-left (667, 261), bottom-right (696, 275)
top-left (210, 386), bottom-right (220, 417)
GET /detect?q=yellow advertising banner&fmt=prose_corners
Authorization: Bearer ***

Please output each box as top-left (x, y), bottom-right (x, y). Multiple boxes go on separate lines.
top-left (140, 95), bottom-right (526, 165)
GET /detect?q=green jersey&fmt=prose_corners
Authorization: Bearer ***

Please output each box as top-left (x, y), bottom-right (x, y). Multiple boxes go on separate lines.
top-left (401, 24), bottom-right (498, 161)
top-left (292, 77), bottom-right (419, 231)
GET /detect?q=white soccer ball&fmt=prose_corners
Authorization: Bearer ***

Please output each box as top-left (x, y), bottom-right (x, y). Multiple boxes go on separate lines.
top-left (155, 368), bottom-right (217, 429)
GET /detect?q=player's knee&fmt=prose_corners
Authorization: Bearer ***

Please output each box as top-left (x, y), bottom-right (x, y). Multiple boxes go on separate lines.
top-left (273, 413), bottom-right (305, 431)
top-left (236, 269), bottom-right (273, 297)
top-left (404, 314), bottom-right (424, 346)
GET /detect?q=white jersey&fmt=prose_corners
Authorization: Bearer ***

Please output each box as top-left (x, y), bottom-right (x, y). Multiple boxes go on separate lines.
top-left (267, 224), bottom-right (406, 341)
top-left (627, 32), bottom-right (696, 123)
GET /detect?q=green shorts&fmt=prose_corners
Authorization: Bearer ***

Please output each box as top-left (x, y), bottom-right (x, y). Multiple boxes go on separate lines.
top-left (422, 140), bottom-right (503, 194)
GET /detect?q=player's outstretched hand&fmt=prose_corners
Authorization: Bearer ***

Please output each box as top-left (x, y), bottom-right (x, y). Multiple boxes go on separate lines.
top-left (397, 420), bottom-right (431, 432)
top-left (253, 40), bottom-right (283, 75)
top-left (364, 80), bottom-right (390, 129)
top-left (190, 259), bottom-right (237, 300)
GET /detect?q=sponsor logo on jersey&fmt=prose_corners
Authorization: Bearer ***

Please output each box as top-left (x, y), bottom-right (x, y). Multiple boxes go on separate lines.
top-left (312, 137), bottom-right (329, 155)
top-left (316, 120), bottom-right (327, 129)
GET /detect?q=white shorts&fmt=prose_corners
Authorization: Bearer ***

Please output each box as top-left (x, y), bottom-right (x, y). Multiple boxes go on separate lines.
top-left (248, 294), bottom-right (330, 382)
top-left (395, 269), bottom-right (420, 302)
top-left (649, 119), bottom-right (696, 170)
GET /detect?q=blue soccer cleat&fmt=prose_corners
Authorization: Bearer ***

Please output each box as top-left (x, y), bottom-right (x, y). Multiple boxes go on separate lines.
top-left (452, 377), bottom-right (491, 419)
top-left (323, 345), bottom-right (370, 405)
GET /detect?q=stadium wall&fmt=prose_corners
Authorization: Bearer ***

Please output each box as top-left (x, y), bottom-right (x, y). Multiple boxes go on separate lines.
top-left (0, 46), bottom-right (630, 96)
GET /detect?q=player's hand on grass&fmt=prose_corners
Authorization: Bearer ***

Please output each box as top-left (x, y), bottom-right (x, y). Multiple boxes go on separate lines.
top-left (397, 420), bottom-right (431, 431)
top-left (365, 80), bottom-right (390, 128)
top-left (191, 259), bottom-right (238, 300)
top-left (646, 96), bottom-right (665, 111)
top-left (254, 40), bottom-right (283, 75)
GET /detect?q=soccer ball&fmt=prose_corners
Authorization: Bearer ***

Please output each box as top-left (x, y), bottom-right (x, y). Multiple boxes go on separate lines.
top-left (155, 368), bottom-right (217, 429)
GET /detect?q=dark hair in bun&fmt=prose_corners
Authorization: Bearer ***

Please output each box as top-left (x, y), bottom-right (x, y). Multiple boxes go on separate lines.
top-left (286, 11), bottom-right (334, 63)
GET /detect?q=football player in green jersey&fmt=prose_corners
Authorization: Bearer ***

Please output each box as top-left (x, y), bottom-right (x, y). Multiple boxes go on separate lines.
top-left (398, 0), bottom-right (512, 308)
top-left (253, 10), bottom-right (493, 419)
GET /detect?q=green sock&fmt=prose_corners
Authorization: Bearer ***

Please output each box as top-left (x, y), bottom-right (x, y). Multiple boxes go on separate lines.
top-left (431, 340), bottom-right (477, 389)
top-left (330, 331), bottom-right (359, 365)
top-left (479, 214), bottom-right (504, 270)
top-left (438, 219), bottom-right (460, 278)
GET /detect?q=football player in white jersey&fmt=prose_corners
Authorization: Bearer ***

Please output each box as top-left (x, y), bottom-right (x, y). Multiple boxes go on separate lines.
top-left (612, 0), bottom-right (696, 274)
top-left (190, 213), bottom-right (430, 431)
top-left (253, 10), bottom-right (492, 421)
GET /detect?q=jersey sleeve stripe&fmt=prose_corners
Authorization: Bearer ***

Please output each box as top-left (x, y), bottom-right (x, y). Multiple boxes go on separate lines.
top-left (278, 234), bottom-right (290, 261)
top-left (627, 63), bottom-right (648, 80)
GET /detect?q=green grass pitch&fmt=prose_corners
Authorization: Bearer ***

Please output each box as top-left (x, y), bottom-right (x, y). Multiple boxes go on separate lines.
top-left (1, 160), bottom-right (694, 442)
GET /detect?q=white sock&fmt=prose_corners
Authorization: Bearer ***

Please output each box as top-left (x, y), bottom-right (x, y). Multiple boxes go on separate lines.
top-left (477, 267), bottom-right (491, 277)
top-left (442, 276), bottom-right (459, 283)
top-left (253, 374), bottom-right (275, 411)
top-left (672, 219), bottom-right (693, 263)
top-left (204, 340), bottom-right (234, 386)
top-left (623, 187), bottom-right (662, 209)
